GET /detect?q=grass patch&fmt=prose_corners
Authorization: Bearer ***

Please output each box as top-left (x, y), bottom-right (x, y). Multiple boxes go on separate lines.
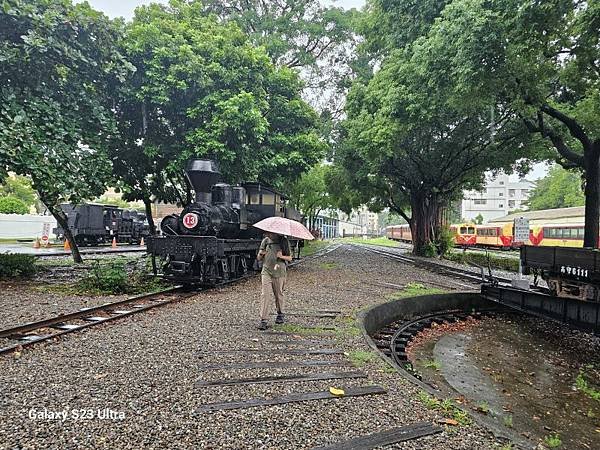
top-left (544, 433), bottom-right (562, 448)
top-left (386, 282), bottom-right (446, 301)
top-left (476, 401), bottom-right (490, 414)
top-left (444, 250), bottom-right (519, 272)
top-left (272, 323), bottom-right (331, 335)
top-left (0, 254), bottom-right (37, 278)
top-left (348, 350), bottom-right (376, 367)
top-left (380, 364), bottom-right (397, 374)
top-left (423, 360), bottom-right (442, 371)
top-left (499, 444), bottom-right (513, 450)
top-left (43, 257), bottom-right (167, 295)
top-left (320, 262), bottom-right (338, 270)
top-left (335, 236), bottom-right (399, 248)
top-left (418, 391), bottom-right (472, 426)
top-left (503, 415), bottom-right (513, 428)
top-left (300, 239), bottom-right (331, 257)
top-left (575, 369), bottom-right (600, 401)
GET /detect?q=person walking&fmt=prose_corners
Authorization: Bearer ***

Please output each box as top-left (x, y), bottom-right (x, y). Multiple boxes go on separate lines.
top-left (256, 232), bottom-right (292, 330)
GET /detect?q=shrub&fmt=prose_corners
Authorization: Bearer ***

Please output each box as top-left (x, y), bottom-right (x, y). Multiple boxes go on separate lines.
top-left (0, 196), bottom-right (29, 214)
top-left (79, 261), bottom-right (129, 294)
top-left (0, 254), bottom-right (37, 277)
top-left (77, 258), bottom-right (167, 295)
top-left (436, 226), bottom-right (455, 256)
top-left (444, 251), bottom-right (519, 272)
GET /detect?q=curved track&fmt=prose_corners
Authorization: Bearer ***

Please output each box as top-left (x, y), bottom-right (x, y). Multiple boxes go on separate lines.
top-left (373, 309), bottom-right (502, 378)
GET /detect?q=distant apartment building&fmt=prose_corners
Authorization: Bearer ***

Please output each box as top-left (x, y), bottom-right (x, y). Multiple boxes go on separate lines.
top-left (461, 173), bottom-right (535, 223)
top-left (337, 205), bottom-right (379, 235)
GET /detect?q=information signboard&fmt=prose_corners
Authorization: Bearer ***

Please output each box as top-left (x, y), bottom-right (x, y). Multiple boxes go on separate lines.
top-left (513, 217), bottom-right (530, 243)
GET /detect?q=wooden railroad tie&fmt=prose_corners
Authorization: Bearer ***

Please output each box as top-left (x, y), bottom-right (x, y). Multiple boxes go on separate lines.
top-left (196, 385), bottom-right (386, 412)
top-left (207, 348), bottom-right (344, 355)
top-left (197, 371), bottom-right (366, 387)
top-left (311, 421), bottom-right (442, 450)
top-left (197, 360), bottom-right (353, 371)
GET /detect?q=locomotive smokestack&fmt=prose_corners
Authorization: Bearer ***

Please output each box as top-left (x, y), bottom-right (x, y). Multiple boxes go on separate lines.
top-left (185, 159), bottom-right (221, 204)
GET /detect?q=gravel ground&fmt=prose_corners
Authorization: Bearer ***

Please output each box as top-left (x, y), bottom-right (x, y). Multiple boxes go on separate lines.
top-left (356, 241), bottom-right (544, 286)
top-left (0, 254), bottom-right (157, 330)
top-left (0, 281), bottom-right (128, 329)
top-left (0, 244), bottom-right (503, 449)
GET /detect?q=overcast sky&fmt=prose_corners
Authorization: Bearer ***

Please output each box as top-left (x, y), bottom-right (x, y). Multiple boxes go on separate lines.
top-left (83, 0), bottom-right (365, 20)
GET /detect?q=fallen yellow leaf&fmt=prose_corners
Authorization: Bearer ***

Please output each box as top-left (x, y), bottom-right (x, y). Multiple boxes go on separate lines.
top-left (329, 387), bottom-right (345, 397)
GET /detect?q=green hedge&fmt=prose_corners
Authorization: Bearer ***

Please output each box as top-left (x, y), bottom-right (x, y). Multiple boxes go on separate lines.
top-left (0, 254), bottom-right (38, 277)
top-left (444, 250), bottom-right (519, 272)
top-left (0, 196), bottom-right (29, 214)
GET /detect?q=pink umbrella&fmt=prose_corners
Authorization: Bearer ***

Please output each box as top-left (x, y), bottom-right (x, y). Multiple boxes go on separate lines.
top-left (253, 217), bottom-right (315, 240)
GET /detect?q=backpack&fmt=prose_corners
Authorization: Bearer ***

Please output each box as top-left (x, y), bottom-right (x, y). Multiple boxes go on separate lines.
top-left (280, 237), bottom-right (291, 257)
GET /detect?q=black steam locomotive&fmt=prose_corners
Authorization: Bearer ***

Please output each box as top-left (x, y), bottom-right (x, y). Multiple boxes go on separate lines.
top-left (147, 159), bottom-right (302, 285)
top-left (54, 204), bottom-right (150, 246)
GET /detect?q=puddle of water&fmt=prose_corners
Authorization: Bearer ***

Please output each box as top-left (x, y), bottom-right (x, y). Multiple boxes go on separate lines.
top-left (410, 315), bottom-right (600, 449)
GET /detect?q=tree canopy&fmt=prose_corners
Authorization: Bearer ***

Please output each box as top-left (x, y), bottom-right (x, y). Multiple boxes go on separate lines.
top-left (329, 0), bottom-right (540, 254)
top-left (393, 0), bottom-right (599, 245)
top-left (527, 166), bottom-right (585, 211)
top-left (288, 164), bottom-right (334, 230)
top-left (0, 175), bottom-right (36, 208)
top-left (201, 0), bottom-right (357, 116)
top-left (111, 0), bottom-right (327, 231)
top-left (0, 0), bottom-right (132, 261)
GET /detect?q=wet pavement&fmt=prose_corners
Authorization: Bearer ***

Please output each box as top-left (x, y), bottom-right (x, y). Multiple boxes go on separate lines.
top-left (411, 315), bottom-right (600, 449)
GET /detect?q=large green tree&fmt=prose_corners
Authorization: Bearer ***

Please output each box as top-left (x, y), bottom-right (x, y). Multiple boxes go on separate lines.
top-left (527, 166), bottom-right (585, 211)
top-left (201, 0), bottom-right (357, 116)
top-left (330, 1), bottom-right (539, 255)
top-left (0, 0), bottom-right (131, 262)
top-left (288, 164), bottom-right (334, 230)
top-left (0, 175), bottom-right (36, 208)
top-left (112, 0), bottom-right (326, 232)
top-left (401, 0), bottom-right (599, 246)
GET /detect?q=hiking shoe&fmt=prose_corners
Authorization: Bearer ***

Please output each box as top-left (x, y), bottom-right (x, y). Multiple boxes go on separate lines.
top-left (257, 320), bottom-right (268, 330)
top-left (275, 313), bottom-right (285, 324)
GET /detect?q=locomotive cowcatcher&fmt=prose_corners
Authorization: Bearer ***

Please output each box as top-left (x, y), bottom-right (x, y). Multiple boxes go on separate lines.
top-left (147, 159), bottom-right (302, 285)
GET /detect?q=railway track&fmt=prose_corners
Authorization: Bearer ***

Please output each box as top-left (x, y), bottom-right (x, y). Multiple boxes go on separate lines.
top-left (354, 244), bottom-right (513, 286)
top-left (1, 244), bottom-right (339, 356)
top-left (371, 309), bottom-right (503, 379)
top-left (0, 286), bottom-right (194, 355)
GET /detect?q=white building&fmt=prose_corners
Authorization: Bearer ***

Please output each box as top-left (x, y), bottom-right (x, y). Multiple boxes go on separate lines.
top-left (461, 173), bottom-right (535, 223)
top-left (337, 205), bottom-right (379, 235)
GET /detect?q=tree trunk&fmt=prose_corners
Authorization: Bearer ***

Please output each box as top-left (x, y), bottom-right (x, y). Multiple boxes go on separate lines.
top-left (143, 197), bottom-right (156, 235)
top-left (48, 204), bottom-right (83, 263)
top-left (583, 145), bottom-right (600, 248)
top-left (409, 192), bottom-right (439, 256)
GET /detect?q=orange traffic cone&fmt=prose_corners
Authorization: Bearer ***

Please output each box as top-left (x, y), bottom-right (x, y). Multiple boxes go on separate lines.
top-left (33, 238), bottom-right (40, 249)
top-left (140, 237), bottom-right (145, 247)
top-left (112, 237), bottom-right (117, 248)
top-left (64, 239), bottom-right (71, 251)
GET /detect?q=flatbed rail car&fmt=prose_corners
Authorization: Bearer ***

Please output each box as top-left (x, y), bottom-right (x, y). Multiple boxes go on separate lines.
top-left (521, 245), bottom-right (600, 301)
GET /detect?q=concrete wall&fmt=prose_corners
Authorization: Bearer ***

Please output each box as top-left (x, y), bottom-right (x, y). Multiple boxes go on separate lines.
top-left (0, 214), bottom-right (57, 239)
top-left (359, 292), bottom-right (497, 336)
top-left (338, 220), bottom-right (362, 237)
